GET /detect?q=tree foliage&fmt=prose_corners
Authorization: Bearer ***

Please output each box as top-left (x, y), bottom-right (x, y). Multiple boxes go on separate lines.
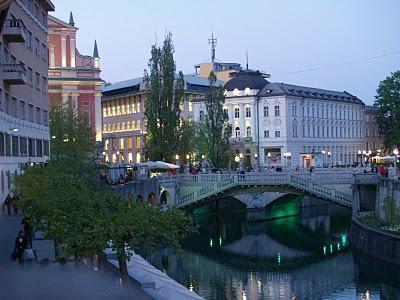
top-left (15, 102), bottom-right (195, 284)
top-left (144, 33), bottom-right (185, 162)
top-left (178, 120), bottom-right (196, 162)
top-left (374, 70), bottom-right (400, 150)
top-left (196, 72), bottom-right (232, 168)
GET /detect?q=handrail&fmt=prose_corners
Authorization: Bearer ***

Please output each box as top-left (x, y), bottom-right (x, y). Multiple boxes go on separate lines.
top-left (177, 172), bottom-right (353, 208)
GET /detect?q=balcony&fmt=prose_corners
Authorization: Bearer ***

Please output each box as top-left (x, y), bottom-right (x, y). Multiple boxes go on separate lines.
top-left (2, 64), bottom-right (27, 85)
top-left (3, 19), bottom-right (27, 43)
top-left (230, 137), bottom-right (253, 145)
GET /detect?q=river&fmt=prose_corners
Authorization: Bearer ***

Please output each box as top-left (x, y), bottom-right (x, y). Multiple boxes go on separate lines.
top-left (147, 193), bottom-right (400, 300)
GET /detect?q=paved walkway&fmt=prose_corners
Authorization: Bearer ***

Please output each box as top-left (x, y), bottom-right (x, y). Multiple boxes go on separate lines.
top-left (0, 210), bottom-right (153, 299)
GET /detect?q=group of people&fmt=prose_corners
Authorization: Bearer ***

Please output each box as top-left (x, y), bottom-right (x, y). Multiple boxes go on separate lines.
top-left (10, 216), bottom-right (35, 266)
top-left (2, 193), bottom-right (19, 216)
top-left (369, 164), bottom-right (390, 177)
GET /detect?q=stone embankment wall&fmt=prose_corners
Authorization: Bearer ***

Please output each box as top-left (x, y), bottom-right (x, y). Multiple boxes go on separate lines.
top-left (350, 218), bottom-right (400, 265)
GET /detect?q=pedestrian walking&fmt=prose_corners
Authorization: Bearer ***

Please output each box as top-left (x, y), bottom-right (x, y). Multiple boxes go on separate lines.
top-left (2, 194), bottom-right (13, 216)
top-left (13, 231), bottom-right (27, 266)
top-left (11, 194), bottom-right (19, 215)
top-left (21, 217), bottom-right (33, 247)
top-left (23, 244), bottom-right (35, 266)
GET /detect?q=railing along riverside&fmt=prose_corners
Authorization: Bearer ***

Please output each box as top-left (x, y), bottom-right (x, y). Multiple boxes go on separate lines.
top-left (177, 173), bottom-right (353, 208)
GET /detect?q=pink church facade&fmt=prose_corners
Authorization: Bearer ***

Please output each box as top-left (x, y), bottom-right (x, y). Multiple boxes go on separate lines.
top-left (47, 13), bottom-right (103, 141)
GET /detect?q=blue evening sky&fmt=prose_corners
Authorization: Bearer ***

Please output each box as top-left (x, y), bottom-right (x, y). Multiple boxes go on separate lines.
top-left (50, 0), bottom-right (400, 104)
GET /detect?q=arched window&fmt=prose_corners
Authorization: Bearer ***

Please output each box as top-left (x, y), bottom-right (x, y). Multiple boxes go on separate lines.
top-left (246, 126), bottom-right (251, 138)
top-left (235, 127), bottom-right (240, 138)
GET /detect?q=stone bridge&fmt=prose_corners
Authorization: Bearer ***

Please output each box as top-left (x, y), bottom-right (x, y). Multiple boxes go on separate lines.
top-left (112, 170), bottom-right (355, 209)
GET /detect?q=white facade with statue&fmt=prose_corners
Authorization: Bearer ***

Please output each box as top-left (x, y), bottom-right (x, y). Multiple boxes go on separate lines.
top-left (193, 70), bottom-right (365, 168)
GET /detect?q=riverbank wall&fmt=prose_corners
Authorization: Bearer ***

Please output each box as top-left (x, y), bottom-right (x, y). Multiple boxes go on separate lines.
top-left (350, 218), bottom-right (400, 266)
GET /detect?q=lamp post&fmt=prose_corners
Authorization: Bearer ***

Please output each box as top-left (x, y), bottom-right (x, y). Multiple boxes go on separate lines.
top-left (239, 153), bottom-right (243, 172)
top-left (393, 149), bottom-right (399, 178)
top-left (254, 153), bottom-right (258, 172)
top-left (175, 154), bottom-right (180, 166)
top-left (287, 152), bottom-right (292, 169)
top-left (234, 155), bottom-right (240, 171)
top-left (357, 150), bottom-right (362, 167)
top-left (322, 150), bottom-right (326, 167)
top-left (268, 152), bottom-right (271, 169)
top-left (116, 150), bottom-right (120, 164)
top-left (327, 151), bottom-right (332, 168)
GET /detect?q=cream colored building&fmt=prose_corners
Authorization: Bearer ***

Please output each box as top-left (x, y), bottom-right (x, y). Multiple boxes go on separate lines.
top-left (0, 0), bottom-right (54, 202)
top-left (101, 75), bottom-right (216, 164)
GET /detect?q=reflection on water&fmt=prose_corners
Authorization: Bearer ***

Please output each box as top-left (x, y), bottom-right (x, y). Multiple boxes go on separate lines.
top-left (147, 194), bottom-right (400, 300)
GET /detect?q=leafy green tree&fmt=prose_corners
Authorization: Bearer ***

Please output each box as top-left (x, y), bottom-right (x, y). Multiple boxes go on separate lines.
top-left (104, 195), bottom-right (195, 283)
top-left (144, 33), bottom-right (185, 162)
top-left (197, 72), bottom-right (232, 168)
top-left (374, 70), bottom-right (400, 150)
top-left (16, 99), bottom-right (196, 284)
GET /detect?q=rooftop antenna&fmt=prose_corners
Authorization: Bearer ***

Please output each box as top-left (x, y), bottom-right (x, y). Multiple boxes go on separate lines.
top-left (246, 50), bottom-right (249, 70)
top-left (208, 33), bottom-right (217, 63)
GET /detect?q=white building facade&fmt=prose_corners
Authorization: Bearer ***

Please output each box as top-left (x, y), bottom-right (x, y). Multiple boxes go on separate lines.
top-left (193, 70), bottom-right (365, 168)
top-left (0, 0), bottom-right (54, 202)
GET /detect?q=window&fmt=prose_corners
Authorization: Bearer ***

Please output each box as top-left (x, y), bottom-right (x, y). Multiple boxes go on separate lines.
top-left (41, 44), bottom-right (47, 61)
top-left (42, 110), bottom-right (48, 125)
top-left (35, 107), bottom-right (41, 124)
top-left (11, 136), bottom-right (19, 157)
top-left (264, 130), bottom-right (269, 138)
top-left (274, 106), bottom-right (280, 117)
top-left (5, 94), bottom-right (10, 114)
top-left (27, 68), bottom-right (33, 86)
top-left (199, 110), bottom-right (204, 121)
top-left (234, 107), bottom-right (239, 118)
top-left (35, 72), bottom-right (40, 90)
top-left (293, 125), bottom-right (298, 137)
top-left (11, 97), bottom-right (17, 117)
top-left (275, 131), bottom-right (280, 138)
top-left (263, 106), bottom-right (268, 117)
top-left (42, 77), bottom-right (47, 94)
top-left (27, 31), bottom-right (32, 50)
top-left (127, 137), bottom-right (133, 149)
top-left (245, 107), bottom-right (251, 118)
top-left (28, 138), bottom-right (35, 156)
top-left (0, 133), bottom-right (4, 156)
top-left (5, 134), bottom-right (11, 156)
top-left (246, 126), bottom-right (251, 138)
top-left (36, 140), bottom-right (43, 157)
top-left (43, 140), bottom-right (49, 156)
top-left (19, 101), bottom-right (26, 120)
top-left (0, 89), bottom-right (2, 111)
top-left (28, 104), bottom-right (34, 122)
top-left (292, 106), bottom-right (297, 117)
top-left (235, 127), bottom-right (240, 138)
top-left (223, 108), bottom-right (228, 119)
top-left (20, 137), bottom-right (27, 157)
top-left (35, 37), bottom-right (40, 56)
top-left (135, 137), bottom-right (141, 149)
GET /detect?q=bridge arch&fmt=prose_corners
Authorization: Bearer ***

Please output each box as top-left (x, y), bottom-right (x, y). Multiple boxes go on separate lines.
top-left (147, 193), bottom-right (156, 205)
top-left (160, 190), bottom-right (171, 206)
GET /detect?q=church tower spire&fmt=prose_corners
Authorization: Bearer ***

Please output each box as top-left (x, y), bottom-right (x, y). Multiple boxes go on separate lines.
top-left (69, 12), bottom-right (75, 26)
top-left (93, 39), bottom-right (99, 58)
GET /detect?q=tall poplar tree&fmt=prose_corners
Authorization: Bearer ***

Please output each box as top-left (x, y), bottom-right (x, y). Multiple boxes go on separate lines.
top-left (197, 72), bottom-right (232, 168)
top-left (144, 33), bottom-right (184, 162)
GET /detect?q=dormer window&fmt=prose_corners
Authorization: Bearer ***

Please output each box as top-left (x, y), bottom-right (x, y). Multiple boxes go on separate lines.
top-left (244, 87), bottom-right (250, 95)
top-left (233, 88), bottom-right (239, 96)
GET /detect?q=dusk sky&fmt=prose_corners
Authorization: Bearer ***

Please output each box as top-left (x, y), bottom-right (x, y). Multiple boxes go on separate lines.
top-left (51, 0), bottom-right (400, 104)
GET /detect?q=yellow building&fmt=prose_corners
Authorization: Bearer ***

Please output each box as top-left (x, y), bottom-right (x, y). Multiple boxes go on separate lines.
top-left (101, 75), bottom-right (216, 164)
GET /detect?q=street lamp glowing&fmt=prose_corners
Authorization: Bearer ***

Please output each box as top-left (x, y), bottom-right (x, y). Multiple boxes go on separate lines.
top-left (235, 155), bottom-right (240, 163)
top-left (254, 153), bottom-right (258, 159)
top-left (239, 153), bottom-right (243, 159)
top-left (321, 150), bottom-right (326, 154)
top-left (186, 154), bottom-right (190, 160)
top-left (362, 150), bottom-right (366, 155)
top-left (328, 151), bottom-right (331, 156)
top-left (201, 155), bottom-right (205, 159)
top-left (116, 151), bottom-right (120, 155)
top-left (267, 152), bottom-right (271, 157)
top-left (175, 154), bottom-right (179, 160)
top-left (394, 149), bottom-right (399, 155)
top-left (358, 150), bottom-right (362, 155)
top-left (51, 135), bottom-right (56, 139)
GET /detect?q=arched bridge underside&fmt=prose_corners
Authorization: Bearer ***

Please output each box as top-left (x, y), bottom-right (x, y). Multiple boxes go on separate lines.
top-left (174, 173), bottom-right (353, 209)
